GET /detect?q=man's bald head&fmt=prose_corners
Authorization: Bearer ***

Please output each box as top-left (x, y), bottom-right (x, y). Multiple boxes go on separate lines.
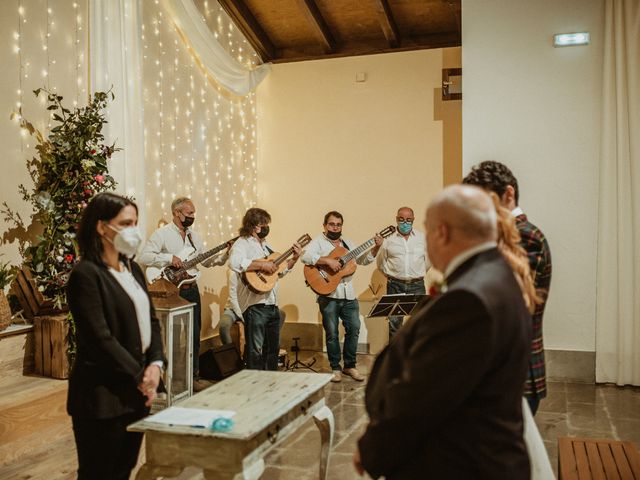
top-left (425, 185), bottom-right (497, 272)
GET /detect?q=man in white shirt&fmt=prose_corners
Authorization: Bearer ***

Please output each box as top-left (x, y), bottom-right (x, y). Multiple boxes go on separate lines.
top-left (138, 197), bottom-right (228, 383)
top-left (301, 211), bottom-right (380, 383)
top-left (367, 207), bottom-right (429, 340)
top-left (229, 207), bottom-right (301, 370)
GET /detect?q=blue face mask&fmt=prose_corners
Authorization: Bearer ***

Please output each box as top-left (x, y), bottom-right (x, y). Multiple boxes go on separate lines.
top-left (397, 222), bottom-right (412, 235)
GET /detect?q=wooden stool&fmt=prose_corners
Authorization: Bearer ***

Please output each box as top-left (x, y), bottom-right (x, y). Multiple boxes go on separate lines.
top-left (558, 436), bottom-right (640, 479)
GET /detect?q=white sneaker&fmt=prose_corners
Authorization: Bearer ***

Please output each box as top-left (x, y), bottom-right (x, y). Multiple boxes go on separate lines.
top-left (330, 370), bottom-right (342, 383)
top-left (342, 367), bottom-right (365, 381)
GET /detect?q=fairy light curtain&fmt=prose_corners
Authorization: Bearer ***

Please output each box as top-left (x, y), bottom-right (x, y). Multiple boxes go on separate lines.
top-left (91, 0), bottom-right (260, 245)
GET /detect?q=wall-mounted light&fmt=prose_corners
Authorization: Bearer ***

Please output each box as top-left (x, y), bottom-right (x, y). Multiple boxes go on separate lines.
top-left (554, 32), bottom-right (590, 47)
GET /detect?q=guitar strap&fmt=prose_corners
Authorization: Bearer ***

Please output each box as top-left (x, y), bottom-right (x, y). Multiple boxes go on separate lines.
top-left (186, 231), bottom-right (197, 251)
top-left (341, 239), bottom-right (350, 250)
top-left (264, 244), bottom-right (274, 255)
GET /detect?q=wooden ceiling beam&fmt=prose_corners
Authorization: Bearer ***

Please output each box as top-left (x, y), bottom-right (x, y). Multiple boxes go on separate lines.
top-left (217, 0), bottom-right (276, 61)
top-left (373, 0), bottom-right (400, 48)
top-left (272, 32), bottom-right (461, 63)
top-left (296, 0), bottom-right (336, 53)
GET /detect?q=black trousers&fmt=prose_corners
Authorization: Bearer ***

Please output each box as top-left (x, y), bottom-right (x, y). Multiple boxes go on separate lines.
top-left (72, 411), bottom-right (145, 480)
top-left (179, 283), bottom-right (201, 377)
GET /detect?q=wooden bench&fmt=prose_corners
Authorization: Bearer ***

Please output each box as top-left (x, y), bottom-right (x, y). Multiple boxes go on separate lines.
top-left (558, 437), bottom-right (640, 479)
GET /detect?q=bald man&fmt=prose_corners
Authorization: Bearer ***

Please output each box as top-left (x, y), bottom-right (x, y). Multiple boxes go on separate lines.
top-left (367, 206), bottom-right (429, 340)
top-left (356, 185), bottom-right (532, 480)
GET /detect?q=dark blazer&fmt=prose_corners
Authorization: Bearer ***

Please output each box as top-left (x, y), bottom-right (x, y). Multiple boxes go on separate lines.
top-left (359, 248), bottom-right (532, 480)
top-left (66, 259), bottom-right (164, 419)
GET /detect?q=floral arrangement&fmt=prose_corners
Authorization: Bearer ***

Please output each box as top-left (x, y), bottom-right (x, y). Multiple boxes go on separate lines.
top-left (2, 88), bottom-right (119, 309)
top-left (0, 257), bottom-right (18, 291)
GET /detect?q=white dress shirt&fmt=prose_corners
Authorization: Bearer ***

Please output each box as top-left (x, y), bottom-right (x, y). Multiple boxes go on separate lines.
top-left (109, 264), bottom-right (152, 351)
top-left (301, 234), bottom-right (374, 300)
top-left (229, 236), bottom-right (291, 311)
top-left (224, 269), bottom-right (244, 319)
top-left (369, 229), bottom-right (429, 280)
top-left (137, 222), bottom-right (227, 277)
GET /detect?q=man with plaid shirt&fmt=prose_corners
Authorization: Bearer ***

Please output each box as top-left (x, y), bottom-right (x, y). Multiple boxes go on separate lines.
top-left (463, 161), bottom-right (552, 415)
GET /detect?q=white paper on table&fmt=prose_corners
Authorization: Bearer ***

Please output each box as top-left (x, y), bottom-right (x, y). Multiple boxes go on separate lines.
top-left (146, 407), bottom-right (236, 428)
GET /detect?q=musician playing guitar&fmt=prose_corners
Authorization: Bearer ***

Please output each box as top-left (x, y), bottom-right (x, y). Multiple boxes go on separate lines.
top-left (229, 208), bottom-right (302, 371)
top-left (138, 197), bottom-right (230, 388)
top-left (301, 211), bottom-right (382, 383)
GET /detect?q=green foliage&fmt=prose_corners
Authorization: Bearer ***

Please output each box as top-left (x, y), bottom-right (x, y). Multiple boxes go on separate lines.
top-left (0, 257), bottom-right (18, 290)
top-left (3, 88), bottom-right (119, 309)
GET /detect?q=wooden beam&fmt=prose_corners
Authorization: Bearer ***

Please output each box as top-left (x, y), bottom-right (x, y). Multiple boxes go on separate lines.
top-left (296, 0), bottom-right (336, 53)
top-left (373, 0), bottom-right (400, 48)
top-left (217, 0), bottom-right (276, 61)
top-left (272, 32), bottom-right (461, 64)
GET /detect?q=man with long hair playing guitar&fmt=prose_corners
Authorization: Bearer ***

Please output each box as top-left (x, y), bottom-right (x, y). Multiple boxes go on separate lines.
top-left (301, 211), bottom-right (382, 383)
top-left (229, 208), bottom-right (302, 371)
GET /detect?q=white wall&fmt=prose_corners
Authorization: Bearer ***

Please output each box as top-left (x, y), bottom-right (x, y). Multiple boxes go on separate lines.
top-left (257, 49), bottom-right (458, 350)
top-left (462, 0), bottom-right (604, 351)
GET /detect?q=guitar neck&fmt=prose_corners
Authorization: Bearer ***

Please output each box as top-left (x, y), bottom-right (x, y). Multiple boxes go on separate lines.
top-left (181, 237), bottom-right (236, 270)
top-left (340, 237), bottom-right (375, 264)
top-left (272, 247), bottom-right (295, 266)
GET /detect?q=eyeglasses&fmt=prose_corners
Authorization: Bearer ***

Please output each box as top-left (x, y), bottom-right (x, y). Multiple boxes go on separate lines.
top-left (326, 222), bottom-right (342, 228)
top-left (396, 217), bottom-right (414, 224)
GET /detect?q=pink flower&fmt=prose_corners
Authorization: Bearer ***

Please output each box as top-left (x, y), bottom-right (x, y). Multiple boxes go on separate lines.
top-left (94, 174), bottom-right (104, 184)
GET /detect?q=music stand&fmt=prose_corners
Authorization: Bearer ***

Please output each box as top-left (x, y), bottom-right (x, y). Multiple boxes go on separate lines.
top-left (288, 337), bottom-right (318, 372)
top-left (367, 293), bottom-right (429, 318)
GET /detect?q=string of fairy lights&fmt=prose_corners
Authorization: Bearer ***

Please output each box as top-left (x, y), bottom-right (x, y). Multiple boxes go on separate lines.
top-left (10, 0), bottom-right (260, 248)
top-left (142, 0), bottom-right (260, 245)
top-left (12, 0), bottom-right (87, 147)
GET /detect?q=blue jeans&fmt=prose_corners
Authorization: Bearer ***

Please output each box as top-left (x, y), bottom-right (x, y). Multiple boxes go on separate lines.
top-left (179, 283), bottom-right (201, 377)
top-left (317, 297), bottom-right (360, 370)
top-left (219, 308), bottom-right (286, 345)
top-left (243, 304), bottom-right (280, 370)
top-left (386, 279), bottom-right (426, 340)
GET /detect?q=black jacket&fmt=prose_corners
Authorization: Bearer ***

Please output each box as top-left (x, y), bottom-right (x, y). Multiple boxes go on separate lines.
top-left (66, 260), bottom-right (164, 419)
top-left (359, 248), bottom-right (532, 479)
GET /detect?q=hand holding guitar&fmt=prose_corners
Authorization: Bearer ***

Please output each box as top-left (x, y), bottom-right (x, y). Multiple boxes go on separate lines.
top-left (287, 242), bottom-right (303, 270)
top-left (171, 255), bottom-right (183, 268)
top-left (321, 257), bottom-right (342, 273)
top-left (260, 261), bottom-right (278, 275)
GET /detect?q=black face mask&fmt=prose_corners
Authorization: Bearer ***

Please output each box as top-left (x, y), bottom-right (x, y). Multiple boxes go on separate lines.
top-left (181, 216), bottom-right (195, 228)
top-left (326, 230), bottom-right (341, 241)
top-left (257, 225), bottom-right (270, 239)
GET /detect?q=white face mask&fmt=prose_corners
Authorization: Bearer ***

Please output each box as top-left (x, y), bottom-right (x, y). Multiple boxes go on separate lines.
top-left (106, 224), bottom-right (142, 258)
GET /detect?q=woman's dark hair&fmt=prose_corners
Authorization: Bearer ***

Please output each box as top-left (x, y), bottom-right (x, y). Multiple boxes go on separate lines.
top-left (323, 211), bottom-right (343, 225)
top-left (77, 192), bottom-right (138, 265)
top-left (239, 208), bottom-right (271, 237)
top-left (462, 160), bottom-right (520, 204)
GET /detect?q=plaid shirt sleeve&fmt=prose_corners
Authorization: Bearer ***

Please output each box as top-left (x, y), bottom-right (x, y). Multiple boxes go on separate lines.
top-left (516, 215), bottom-right (552, 398)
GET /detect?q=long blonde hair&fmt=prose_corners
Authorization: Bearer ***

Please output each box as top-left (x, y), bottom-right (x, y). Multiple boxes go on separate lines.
top-left (490, 193), bottom-right (541, 313)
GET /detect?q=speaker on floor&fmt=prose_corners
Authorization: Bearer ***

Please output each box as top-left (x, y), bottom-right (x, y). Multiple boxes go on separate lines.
top-left (199, 343), bottom-right (244, 380)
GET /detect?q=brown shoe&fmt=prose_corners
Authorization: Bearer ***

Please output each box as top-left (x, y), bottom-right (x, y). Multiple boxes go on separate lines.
top-left (330, 370), bottom-right (342, 383)
top-left (342, 367), bottom-right (365, 381)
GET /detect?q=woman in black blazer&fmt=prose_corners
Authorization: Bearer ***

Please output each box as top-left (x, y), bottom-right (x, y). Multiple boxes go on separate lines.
top-left (67, 192), bottom-right (164, 480)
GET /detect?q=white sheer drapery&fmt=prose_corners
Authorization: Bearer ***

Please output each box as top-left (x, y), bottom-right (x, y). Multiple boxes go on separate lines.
top-left (161, 0), bottom-right (270, 96)
top-left (595, 0), bottom-right (640, 385)
top-left (89, 0), bottom-right (147, 232)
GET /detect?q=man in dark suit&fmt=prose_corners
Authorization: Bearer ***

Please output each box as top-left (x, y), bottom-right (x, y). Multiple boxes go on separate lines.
top-left (355, 185), bottom-right (532, 480)
top-left (463, 160), bottom-right (552, 415)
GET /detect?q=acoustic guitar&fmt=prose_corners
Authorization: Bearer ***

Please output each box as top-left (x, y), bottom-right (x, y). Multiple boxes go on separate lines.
top-left (303, 226), bottom-right (396, 296)
top-left (243, 234), bottom-right (312, 293)
top-left (145, 236), bottom-right (238, 287)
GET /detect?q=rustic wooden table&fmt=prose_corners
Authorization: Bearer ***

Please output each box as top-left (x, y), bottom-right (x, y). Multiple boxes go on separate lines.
top-left (129, 370), bottom-right (334, 480)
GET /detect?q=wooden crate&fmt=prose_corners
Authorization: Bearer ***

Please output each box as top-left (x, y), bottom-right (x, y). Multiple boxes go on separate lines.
top-left (559, 436), bottom-right (640, 479)
top-left (10, 268), bottom-right (67, 320)
top-left (33, 314), bottom-right (69, 379)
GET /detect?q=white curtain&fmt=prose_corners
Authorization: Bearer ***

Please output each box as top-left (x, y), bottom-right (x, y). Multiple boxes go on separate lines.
top-left (161, 0), bottom-right (270, 96)
top-left (89, 0), bottom-right (147, 233)
top-left (595, 0), bottom-right (640, 385)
